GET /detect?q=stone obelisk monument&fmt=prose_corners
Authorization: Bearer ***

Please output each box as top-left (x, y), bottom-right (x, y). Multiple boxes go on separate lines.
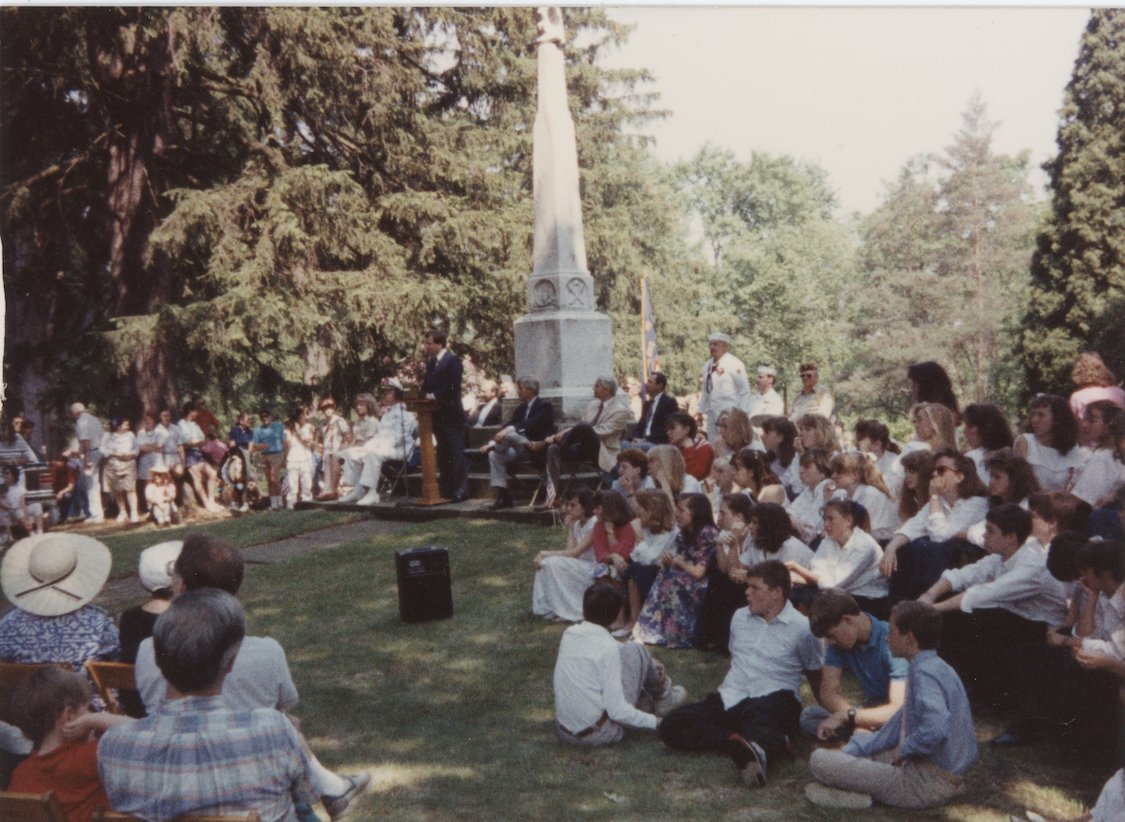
top-left (514, 6), bottom-right (613, 420)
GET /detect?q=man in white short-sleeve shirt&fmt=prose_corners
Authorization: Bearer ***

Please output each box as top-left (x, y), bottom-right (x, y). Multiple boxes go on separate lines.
top-left (659, 560), bottom-right (824, 788)
top-left (699, 332), bottom-right (750, 437)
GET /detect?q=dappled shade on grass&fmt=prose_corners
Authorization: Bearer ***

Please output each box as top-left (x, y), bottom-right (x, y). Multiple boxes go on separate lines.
top-left (113, 517), bottom-right (1111, 818)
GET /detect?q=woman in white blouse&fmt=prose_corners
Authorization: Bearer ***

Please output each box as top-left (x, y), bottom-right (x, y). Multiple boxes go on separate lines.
top-left (854, 419), bottom-right (902, 497)
top-left (796, 413), bottom-right (840, 456)
top-left (881, 448), bottom-right (990, 604)
top-left (619, 489), bottom-right (679, 636)
top-left (1072, 403), bottom-right (1125, 508)
top-left (960, 403), bottom-right (1014, 484)
top-left (532, 488), bottom-right (598, 621)
top-left (786, 448), bottom-right (833, 543)
top-left (761, 416), bottom-right (802, 499)
top-left (103, 416), bottom-right (140, 523)
top-left (786, 498), bottom-right (889, 619)
top-left (904, 402), bottom-right (959, 455)
top-left (647, 445), bottom-right (702, 504)
top-left (1014, 393), bottom-right (1085, 492)
top-left (825, 452), bottom-right (899, 543)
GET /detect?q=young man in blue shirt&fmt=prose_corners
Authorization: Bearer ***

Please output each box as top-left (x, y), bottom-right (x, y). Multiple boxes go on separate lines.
top-left (800, 589), bottom-right (907, 741)
top-left (806, 600), bottom-right (977, 810)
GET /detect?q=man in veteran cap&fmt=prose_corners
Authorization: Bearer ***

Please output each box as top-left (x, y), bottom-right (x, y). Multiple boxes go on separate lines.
top-left (699, 332), bottom-right (750, 437)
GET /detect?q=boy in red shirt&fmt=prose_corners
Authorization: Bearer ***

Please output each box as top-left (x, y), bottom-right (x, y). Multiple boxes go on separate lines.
top-left (8, 667), bottom-right (130, 822)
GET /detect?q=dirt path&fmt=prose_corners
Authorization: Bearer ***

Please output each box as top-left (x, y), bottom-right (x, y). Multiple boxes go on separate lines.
top-left (92, 518), bottom-right (415, 613)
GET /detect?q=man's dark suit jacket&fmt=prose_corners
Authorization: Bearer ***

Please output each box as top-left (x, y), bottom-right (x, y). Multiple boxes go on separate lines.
top-left (423, 351), bottom-right (467, 426)
top-left (638, 393), bottom-right (679, 444)
top-left (471, 401), bottom-right (503, 427)
top-left (509, 397), bottom-right (556, 442)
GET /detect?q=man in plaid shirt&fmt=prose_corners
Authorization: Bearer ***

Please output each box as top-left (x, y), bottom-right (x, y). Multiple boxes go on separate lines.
top-left (98, 588), bottom-right (314, 821)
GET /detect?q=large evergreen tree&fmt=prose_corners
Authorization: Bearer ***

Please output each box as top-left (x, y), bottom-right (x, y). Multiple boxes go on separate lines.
top-left (842, 98), bottom-right (1037, 418)
top-left (2, 7), bottom-right (687, 424)
top-left (1022, 8), bottom-right (1125, 395)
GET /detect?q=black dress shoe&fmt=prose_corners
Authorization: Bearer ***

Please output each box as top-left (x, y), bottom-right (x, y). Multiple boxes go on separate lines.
top-left (488, 495), bottom-right (514, 510)
top-left (451, 491), bottom-right (468, 503)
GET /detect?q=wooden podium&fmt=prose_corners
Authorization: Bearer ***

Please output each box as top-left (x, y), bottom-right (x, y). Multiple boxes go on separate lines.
top-left (403, 397), bottom-right (446, 505)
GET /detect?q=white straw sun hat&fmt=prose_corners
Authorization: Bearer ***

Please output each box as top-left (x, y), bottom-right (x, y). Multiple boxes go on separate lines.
top-left (1, 533), bottom-right (112, 616)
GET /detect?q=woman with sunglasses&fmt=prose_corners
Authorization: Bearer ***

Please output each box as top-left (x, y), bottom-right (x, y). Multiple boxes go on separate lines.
top-left (881, 448), bottom-right (989, 604)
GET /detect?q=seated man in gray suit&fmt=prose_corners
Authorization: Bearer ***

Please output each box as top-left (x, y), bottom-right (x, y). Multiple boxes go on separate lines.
top-left (483, 377), bottom-right (556, 510)
top-left (540, 377), bottom-right (633, 508)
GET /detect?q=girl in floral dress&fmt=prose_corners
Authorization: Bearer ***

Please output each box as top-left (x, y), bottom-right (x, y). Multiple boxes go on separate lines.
top-left (634, 493), bottom-right (718, 649)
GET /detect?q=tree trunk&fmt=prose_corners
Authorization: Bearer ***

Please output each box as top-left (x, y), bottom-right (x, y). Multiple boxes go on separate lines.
top-left (88, 10), bottom-right (178, 413)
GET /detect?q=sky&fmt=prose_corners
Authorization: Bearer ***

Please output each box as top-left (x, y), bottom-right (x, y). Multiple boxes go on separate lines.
top-left (598, 6), bottom-right (1092, 214)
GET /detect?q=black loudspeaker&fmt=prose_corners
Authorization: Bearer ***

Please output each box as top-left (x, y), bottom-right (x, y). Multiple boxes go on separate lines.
top-left (395, 546), bottom-right (453, 623)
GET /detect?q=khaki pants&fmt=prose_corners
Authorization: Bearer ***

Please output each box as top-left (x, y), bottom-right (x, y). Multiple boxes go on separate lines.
top-left (809, 747), bottom-right (965, 809)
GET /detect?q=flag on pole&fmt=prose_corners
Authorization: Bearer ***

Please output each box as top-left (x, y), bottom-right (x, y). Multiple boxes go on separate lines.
top-left (640, 271), bottom-right (662, 401)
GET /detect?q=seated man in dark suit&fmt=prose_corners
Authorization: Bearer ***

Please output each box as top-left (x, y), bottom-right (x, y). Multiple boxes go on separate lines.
top-left (468, 379), bottom-right (504, 428)
top-left (484, 376), bottom-right (556, 509)
top-left (625, 372), bottom-right (679, 452)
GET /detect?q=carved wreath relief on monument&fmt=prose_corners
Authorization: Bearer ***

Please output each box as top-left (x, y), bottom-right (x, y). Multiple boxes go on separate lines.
top-left (532, 279), bottom-right (558, 310)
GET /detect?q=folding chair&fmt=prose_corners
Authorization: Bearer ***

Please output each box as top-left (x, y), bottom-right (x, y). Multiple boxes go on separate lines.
top-left (0, 791), bottom-right (67, 822)
top-left (378, 446), bottom-right (420, 499)
top-left (84, 661), bottom-right (137, 716)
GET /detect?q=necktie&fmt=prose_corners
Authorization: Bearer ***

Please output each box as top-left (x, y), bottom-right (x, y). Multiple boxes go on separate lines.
top-left (591, 401), bottom-right (604, 426)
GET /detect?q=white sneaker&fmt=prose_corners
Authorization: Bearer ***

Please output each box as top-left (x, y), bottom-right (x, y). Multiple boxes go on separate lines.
top-left (337, 487), bottom-right (365, 504)
top-left (129, 515), bottom-right (140, 524)
top-left (323, 772), bottom-right (371, 820)
top-left (86, 515), bottom-right (104, 524)
top-left (654, 684), bottom-right (687, 718)
top-left (116, 511), bottom-right (127, 523)
top-left (357, 489), bottom-right (381, 506)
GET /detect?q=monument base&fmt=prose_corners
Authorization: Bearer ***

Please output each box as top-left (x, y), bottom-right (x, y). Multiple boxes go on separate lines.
top-left (514, 309), bottom-right (614, 422)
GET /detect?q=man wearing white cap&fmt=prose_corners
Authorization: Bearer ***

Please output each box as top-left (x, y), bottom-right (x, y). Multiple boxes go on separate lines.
top-left (748, 365), bottom-right (785, 422)
top-left (337, 380), bottom-right (417, 506)
top-left (699, 332), bottom-right (750, 437)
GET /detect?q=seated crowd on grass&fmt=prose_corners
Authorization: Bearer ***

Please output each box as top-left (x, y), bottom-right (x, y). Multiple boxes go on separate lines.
top-left (534, 349), bottom-right (1125, 816)
top-left (1, 345), bottom-right (1124, 817)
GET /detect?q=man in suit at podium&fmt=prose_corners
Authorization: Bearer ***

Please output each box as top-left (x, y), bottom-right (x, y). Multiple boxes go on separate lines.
top-left (422, 330), bottom-right (468, 502)
top-left (483, 377), bottom-right (557, 509)
top-left (627, 372), bottom-right (678, 451)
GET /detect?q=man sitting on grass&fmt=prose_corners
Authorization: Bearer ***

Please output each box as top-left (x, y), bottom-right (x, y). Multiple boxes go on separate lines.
top-left (800, 589), bottom-right (907, 742)
top-left (658, 560), bottom-right (824, 788)
top-left (553, 582), bottom-right (687, 746)
top-left (918, 503), bottom-right (1067, 706)
top-left (134, 532), bottom-right (369, 819)
top-left (100, 589), bottom-right (314, 820)
top-left (806, 600), bottom-right (977, 810)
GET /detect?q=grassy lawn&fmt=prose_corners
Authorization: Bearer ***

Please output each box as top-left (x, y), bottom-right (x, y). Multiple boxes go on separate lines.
top-left (149, 517), bottom-right (1111, 821)
top-left (95, 509), bottom-right (367, 578)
